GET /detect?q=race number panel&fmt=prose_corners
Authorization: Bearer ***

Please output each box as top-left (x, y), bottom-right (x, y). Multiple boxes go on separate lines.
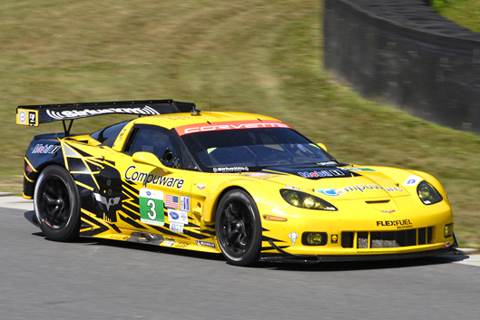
top-left (139, 188), bottom-right (165, 226)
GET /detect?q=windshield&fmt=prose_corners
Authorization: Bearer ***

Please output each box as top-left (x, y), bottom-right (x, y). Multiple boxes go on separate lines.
top-left (179, 127), bottom-right (337, 172)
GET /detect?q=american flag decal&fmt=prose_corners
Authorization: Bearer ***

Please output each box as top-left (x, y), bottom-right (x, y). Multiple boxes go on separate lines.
top-left (165, 194), bottom-right (179, 209)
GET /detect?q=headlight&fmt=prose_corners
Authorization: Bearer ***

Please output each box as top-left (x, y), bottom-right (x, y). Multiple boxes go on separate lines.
top-left (417, 181), bottom-right (443, 205)
top-left (280, 189), bottom-right (337, 211)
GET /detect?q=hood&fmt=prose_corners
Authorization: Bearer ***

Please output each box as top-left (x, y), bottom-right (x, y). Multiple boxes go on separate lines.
top-left (244, 165), bottom-right (411, 200)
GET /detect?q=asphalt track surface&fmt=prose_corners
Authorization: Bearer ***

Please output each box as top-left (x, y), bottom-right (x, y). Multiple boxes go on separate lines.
top-left (1, 196), bottom-right (479, 320)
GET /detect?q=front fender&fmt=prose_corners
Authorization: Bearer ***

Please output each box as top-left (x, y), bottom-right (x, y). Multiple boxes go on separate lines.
top-left (194, 174), bottom-right (285, 223)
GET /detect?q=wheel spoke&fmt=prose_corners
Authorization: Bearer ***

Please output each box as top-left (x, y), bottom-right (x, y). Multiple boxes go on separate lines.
top-left (221, 200), bottom-right (253, 253)
top-left (215, 190), bottom-right (261, 266)
top-left (38, 176), bottom-right (70, 228)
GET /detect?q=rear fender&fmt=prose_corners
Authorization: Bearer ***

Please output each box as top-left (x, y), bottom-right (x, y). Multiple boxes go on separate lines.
top-left (23, 137), bottom-right (65, 198)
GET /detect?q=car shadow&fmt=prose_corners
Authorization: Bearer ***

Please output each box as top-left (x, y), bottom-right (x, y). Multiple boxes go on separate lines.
top-left (31, 230), bottom-right (470, 270)
top-left (258, 254), bottom-right (470, 272)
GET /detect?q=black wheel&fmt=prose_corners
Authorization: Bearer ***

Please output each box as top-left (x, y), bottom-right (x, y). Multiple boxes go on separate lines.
top-left (34, 165), bottom-right (81, 241)
top-left (215, 189), bottom-right (262, 266)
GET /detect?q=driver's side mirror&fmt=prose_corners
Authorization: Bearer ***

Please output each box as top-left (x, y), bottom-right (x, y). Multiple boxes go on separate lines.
top-left (132, 151), bottom-right (172, 174)
top-left (317, 143), bottom-right (328, 152)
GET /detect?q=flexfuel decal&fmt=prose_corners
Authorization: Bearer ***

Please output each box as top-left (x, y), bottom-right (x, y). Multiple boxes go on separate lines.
top-left (376, 219), bottom-right (413, 228)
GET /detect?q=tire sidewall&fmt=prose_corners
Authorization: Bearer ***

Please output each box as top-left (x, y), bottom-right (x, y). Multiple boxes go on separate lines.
top-left (215, 189), bottom-right (262, 266)
top-left (34, 165), bottom-right (81, 241)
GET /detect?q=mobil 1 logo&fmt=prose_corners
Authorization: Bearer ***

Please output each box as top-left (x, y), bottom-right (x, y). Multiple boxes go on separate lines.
top-left (139, 188), bottom-right (164, 226)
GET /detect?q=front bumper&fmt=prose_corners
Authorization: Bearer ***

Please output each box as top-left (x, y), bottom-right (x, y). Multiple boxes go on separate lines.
top-left (260, 239), bottom-right (459, 264)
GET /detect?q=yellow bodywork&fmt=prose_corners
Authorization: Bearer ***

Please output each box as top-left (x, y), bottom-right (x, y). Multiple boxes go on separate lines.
top-left (23, 111), bottom-right (455, 260)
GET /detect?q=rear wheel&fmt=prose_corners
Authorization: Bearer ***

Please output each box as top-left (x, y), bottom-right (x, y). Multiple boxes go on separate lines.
top-left (215, 189), bottom-right (262, 266)
top-left (34, 165), bottom-right (81, 241)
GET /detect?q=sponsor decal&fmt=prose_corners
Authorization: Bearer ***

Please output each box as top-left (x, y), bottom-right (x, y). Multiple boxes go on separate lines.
top-left (174, 242), bottom-right (189, 248)
top-left (46, 106), bottom-right (159, 120)
top-left (94, 193), bottom-right (121, 211)
top-left (213, 166), bottom-right (249, 173)
top-left (317, 184), bottom-right (404, 197)
top-left (168, 209), bottom-right (189, 224)
top-left (403, 175), bottom-right (423, 187)
top-left (175, 120), bottom-right (292, 136)
top-left (380, 210), bottom-right (396, 214)
top-left (139, 188), bottom-right (164, 226)
top-left (165, 194), bottom-right (179, 209)
top-left (32, 144), bottom-right (61, 154)
top-left (376, 219), bottom-right (413, 228)
top-left (286, 185), bottom-right (301, 191)
top-left (180, 196), bottom-right (190, 211)
top-left (298, 169), bottom-right (346, 179)
top-left (17, 110), bottom-right (39, 126)
top-left (196, 240), bottom-right (216, 248)
top-left (125, 166), bottom-right (184, 189)
top-left (243, 172), bottom-right (275, 179)
top-left (170, 222), bottom-right (184, 233)
top-left (28, 111), bottom-right (37, 125)
top-left (345, 167), bottom-right (376, 172)
top-left (164, 238), bottom-right (175, 246)
top-left (18, 110), bottom-right (27, 124)
top-left (317, 161), bottom-right (338, 166)
top-left (288, 231), bottom-right (298, 246)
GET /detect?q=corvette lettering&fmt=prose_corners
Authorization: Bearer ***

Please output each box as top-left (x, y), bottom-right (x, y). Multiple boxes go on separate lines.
top-left (176, 120), bottom-right (291, 135)
top-left (46, 106), bottom-right (160, 120)
top-left (125, 166), bottom-right (184, 189)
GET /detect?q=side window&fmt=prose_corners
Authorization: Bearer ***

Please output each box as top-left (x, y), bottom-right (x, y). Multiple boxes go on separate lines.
top-left (124, 125), bottom-right (181, 168)
top-left (90, 120), bottom-right (129, 147)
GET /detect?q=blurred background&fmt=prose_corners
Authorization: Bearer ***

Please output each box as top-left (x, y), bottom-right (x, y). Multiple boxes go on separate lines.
top-left (0, 0), bottom-right (478, 248)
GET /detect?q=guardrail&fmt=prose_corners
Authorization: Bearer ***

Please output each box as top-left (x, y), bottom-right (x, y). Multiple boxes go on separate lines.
top-left (324, 0), bottom-right (480, 134)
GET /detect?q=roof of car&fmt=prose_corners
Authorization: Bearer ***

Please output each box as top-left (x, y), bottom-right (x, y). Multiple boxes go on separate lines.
top-left (131, 111), bottom-right (282, 130)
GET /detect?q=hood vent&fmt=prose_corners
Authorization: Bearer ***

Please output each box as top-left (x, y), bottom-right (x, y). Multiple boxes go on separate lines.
top-left (365, 200), bottom-right (390, 204)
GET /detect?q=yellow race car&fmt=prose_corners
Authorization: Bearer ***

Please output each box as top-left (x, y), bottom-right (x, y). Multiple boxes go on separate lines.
top-left (17, 100), bottom-right (457, 266)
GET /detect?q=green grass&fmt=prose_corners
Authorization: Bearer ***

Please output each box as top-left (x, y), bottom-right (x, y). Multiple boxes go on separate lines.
top-left (1, 0), bottom-right (479, 249)
top-left (431, 0), bottom-right (480, 32)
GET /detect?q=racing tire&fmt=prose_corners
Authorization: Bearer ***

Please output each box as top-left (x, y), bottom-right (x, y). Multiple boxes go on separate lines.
top-left (34, 165), bottom-right (81, 242)
top-left (215, 189), bottom-right (262, 266)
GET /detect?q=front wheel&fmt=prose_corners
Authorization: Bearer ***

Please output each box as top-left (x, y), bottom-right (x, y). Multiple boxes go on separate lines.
top-left (215, 189), bottom-right (262, 266)
top-left (34, 165), bottom-right (81, 241)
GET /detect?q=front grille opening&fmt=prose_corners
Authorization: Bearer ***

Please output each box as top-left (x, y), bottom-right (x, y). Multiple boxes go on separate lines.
top-left (418, 227), bottom-right (426, 245)
top-left (357, 232), bottom-right (368, 248)
top-left (341, 232), bottom-right (354, 248)
top-left (427, 227), bottom-right (433, 243)
top-left (343, 227), bottom-right (435, 249)
top-left (371, 229), bottom-right (416, 248)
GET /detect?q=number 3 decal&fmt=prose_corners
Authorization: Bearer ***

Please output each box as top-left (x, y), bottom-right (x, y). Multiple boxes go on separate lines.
top-left (147, 199), bottom-right (156, 219)
top-left (140, 189), bottom-right (164, 226)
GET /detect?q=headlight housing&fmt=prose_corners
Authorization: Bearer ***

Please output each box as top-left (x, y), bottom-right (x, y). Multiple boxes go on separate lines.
top-left (280, 189), bottom-right (337, 211)
top-left (417, 181), bottom-right (443, 205)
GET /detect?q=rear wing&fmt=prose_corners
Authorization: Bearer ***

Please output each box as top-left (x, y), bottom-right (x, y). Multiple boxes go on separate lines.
top-left (16, 99), bottom-right (196, 135)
